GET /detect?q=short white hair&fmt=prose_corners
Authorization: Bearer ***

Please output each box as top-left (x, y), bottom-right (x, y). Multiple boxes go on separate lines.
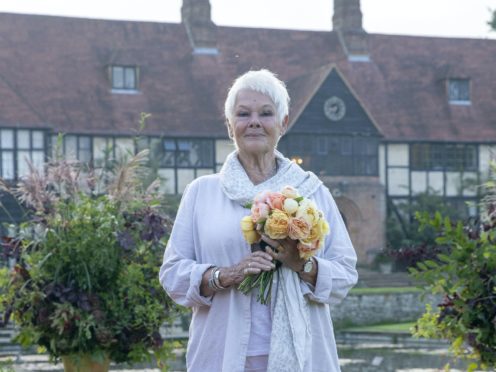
top-left (224, 69), bottom-right (290, 126)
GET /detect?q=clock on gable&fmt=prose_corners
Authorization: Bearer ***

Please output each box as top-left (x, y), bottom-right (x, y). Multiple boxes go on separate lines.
top-left (323, 96), bottom-right (346, 122)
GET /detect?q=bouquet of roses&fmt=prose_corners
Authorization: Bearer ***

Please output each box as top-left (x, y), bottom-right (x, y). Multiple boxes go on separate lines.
top-left (239, 186), bottom-right (330, 304)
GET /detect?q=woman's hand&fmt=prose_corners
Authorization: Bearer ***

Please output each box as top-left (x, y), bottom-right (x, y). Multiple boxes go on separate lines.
top-left (221, 251), bottom-right (276, 287)
top-left (200, 251), bottom-right (275, 297)
top-left (261, 235), bottom-right (318, 286)
top-left (261, 235), bottom-right (305, 272)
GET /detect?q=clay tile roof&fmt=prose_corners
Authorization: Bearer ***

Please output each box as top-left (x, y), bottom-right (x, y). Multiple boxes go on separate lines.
top-left (0, 12), bottom-right (495, 143)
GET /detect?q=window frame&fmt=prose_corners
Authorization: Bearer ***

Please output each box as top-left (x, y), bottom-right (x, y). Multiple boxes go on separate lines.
top-left (109, 65), bottom-right (139, 92)
top-left (447, 78), bottom-right (471, 105)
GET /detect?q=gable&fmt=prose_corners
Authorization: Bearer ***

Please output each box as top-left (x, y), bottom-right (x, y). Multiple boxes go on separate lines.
top-left (288, 68), bottom-right (381, 137)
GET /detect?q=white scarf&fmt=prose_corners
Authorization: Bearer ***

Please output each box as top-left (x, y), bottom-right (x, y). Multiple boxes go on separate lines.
top-left (219, 150), bottom-right (321, 372)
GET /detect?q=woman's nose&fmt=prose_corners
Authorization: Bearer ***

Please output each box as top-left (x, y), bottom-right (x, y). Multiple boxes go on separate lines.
top-left (248, 115), bottom-right (261, 127)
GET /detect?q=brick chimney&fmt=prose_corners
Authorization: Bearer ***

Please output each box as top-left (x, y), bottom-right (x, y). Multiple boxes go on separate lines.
top-left (332, 0), bottom-right (369, 61)
top-left (181, 0), bottom-right (218, 54)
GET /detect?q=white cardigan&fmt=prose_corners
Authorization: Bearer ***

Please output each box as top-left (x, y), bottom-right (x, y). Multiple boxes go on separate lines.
top-left (159, 174), bottom-right (358, 372)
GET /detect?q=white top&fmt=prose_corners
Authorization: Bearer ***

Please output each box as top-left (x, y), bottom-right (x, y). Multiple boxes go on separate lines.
top-left (159, 174), bottom-right (358, 372)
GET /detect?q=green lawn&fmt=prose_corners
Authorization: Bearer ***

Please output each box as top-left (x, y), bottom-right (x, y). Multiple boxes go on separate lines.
top-left (341, 322), bottom-right (416, 334)
top-left (350, 287), bottom-right (422, 295)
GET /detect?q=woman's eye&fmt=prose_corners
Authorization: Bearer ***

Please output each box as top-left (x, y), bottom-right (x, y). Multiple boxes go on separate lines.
top-left (236, 111), bottom-right (249, 117)
top-left (261, 111), bottom-right (273, 116)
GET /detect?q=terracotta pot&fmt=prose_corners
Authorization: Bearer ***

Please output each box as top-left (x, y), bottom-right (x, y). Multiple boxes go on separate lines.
top-left (61, 354), bottom-right (110, 372)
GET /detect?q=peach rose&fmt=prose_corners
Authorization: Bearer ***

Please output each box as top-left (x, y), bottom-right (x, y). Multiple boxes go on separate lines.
top-left (297, 241), bottom-right (320, 260)
top-left (266, 192), bottom-right (286, 211)
top-left (288, 217), bottom-right (311, 240)
top-left (281, 185), bottom-right (299, 199)
top-left (264, 209), bottom-right (289, 240)
top-left (283, 198), bottom-right (299, 215)
top-left (251, 202), bottom-right (270, 223)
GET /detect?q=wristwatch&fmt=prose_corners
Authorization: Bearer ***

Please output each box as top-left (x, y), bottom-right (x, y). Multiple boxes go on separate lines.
top-left (302, 258), bottom-right (314, 273)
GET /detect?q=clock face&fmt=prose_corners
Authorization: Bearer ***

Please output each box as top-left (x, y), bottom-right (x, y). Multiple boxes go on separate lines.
top-left (323, 96), bottom-right (346, 122)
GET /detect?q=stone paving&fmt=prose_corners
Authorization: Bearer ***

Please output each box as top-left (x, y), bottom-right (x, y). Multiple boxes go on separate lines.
top-left (0, 340), bottom-right (476, 372)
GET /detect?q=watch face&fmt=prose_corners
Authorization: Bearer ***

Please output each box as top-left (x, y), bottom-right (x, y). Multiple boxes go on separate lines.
top-left (303, 259), bottom-right (313, 273)
top-left (323, 96), bottom-right (346, 122)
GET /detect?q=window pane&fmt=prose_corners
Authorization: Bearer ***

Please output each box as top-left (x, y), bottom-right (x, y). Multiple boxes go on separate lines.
top-left (112, 67), bottom-right (124, 89)
top-left (124, 67), bottom-right (136, 89)
top-left (448, 79), bottom-right (469, 101)
top-left (445, 172), bottom-right (461, 196)
top-left (32, 131), bottom-right (44, 149)
top-left (216, 140), bottom-right (235, 164)
top-left (411, 171), bottom-right (427, 195)
top-left (387, 144), bottom-right (409, 166)
top-left (427, 171), bottom-right (444, 195)
top-left (196, 140), bottom-right (214, 167)
top-left (17, 150), bottom-right (31, 177)
top-left (17, 130), bottom-right (30, 149)
top-left (388, 168), bottom-right (409, 196)
top-left (462, 172), bottom-right (477, 196)
top-left (65, 135), bottom-right (77, 160)
top-left (136, 137), bottom-right (149, 152)
top-left (115, 138), bottom-right (134, 160)
top-left (93, 137), bottom-right (109, 167)
top-left (79, 136), bottom-right (91, 150)
top-left (158, 168), bottom-right (175, 194)
top-left (177, 169), bottom-right (195, 193)
top-left (1, 129), bottom-right (14, 149)
top-left (31, 151), bottom-right (45, 171)
top-left (2, 151), bottom-right (14, 179)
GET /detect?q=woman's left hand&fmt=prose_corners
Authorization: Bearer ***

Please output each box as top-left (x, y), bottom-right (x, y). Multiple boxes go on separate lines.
top-left (261, 235), bottom-right (306, 273)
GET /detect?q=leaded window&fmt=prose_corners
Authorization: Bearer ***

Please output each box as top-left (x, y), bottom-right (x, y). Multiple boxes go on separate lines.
top-left (0, 129), bottom-right (46, 180)
top-left (279, 135), bottom-right (378, 176)
top-left (411, 143), bottom-right (477, 171)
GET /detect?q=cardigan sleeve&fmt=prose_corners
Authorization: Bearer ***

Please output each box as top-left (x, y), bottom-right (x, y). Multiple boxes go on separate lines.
top-left (159, 180), bottom-right (214, 308)
top-left (300, 185), bottom-right (358, 305)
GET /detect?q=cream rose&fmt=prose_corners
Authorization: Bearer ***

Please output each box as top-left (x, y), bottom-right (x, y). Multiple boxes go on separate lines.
top-left (281, 185), bottom-right (299, 199)
top-left (296, 199), bottom-right (319, 225)
top-left (283, 198), bottom-right (299, 215)
top-left (264, 209), bottom-right (289, 240)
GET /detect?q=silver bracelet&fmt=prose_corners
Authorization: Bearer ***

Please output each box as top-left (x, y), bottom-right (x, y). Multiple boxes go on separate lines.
top-left (208, 267), bottom-right (226, 291)
top-left (213, 267), bottom-right (227, 290)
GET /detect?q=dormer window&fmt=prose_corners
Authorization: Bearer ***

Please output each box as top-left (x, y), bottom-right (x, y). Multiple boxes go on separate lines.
top-left (110, 65), bottom-right (139, 93)
top-left (448, 78), bottom-right (470, 105)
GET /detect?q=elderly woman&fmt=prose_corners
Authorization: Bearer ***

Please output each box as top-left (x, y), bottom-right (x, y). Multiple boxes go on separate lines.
top-left (159, 69), bottom-right (358, 372)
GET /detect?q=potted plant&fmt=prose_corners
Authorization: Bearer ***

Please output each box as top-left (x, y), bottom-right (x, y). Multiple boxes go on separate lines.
top-left (0, 148), bottom-right (179, 371)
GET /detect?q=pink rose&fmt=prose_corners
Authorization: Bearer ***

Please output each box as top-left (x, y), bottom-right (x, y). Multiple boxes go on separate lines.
top-left (253, 190), bottom-right (271, 204)
top-left (266, 192), bottom-right (286, 210)
top-left (251, 202), bottom-right (270, 223)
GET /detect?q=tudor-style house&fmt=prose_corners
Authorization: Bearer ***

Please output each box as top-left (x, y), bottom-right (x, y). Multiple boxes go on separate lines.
top-left (0, 0), bottom-right (495, 263)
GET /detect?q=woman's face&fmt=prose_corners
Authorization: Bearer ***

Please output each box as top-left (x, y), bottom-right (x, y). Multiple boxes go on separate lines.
top-left (229, 89), bottom-right (288, 156)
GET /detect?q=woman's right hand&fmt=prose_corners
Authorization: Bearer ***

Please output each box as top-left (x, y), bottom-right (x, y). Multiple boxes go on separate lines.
top-left (220, 251), bottom-right (275, 288)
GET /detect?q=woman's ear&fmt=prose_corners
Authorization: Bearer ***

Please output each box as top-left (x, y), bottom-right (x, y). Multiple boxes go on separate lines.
top-left (280, 115), bottom-right (289, 136)
top-left (226, 121), bottom-right (234, 139)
